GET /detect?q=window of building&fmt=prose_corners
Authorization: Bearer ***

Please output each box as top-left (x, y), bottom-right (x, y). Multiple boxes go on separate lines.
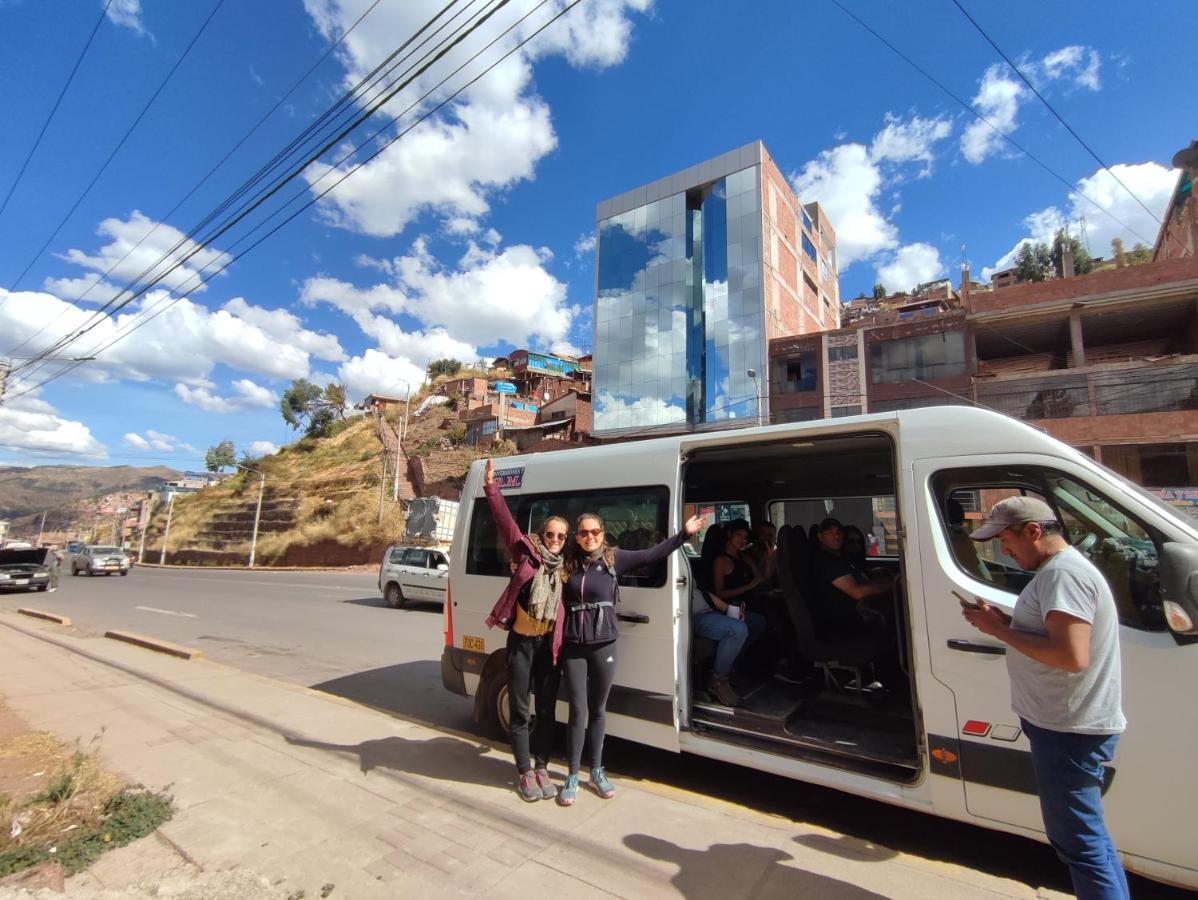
top-left (932, 465), bottom-right (1166, 632)
top-left (871, 331), bottom-right (966, 384)
top-left (800, 206), bottom-right (813, 234)
top-left (775, 352), bottom-right (817, 393)
top-left (819, 257), bottom-right (830, 282)
top-left (466, 486), bottom-right (671, 586)
top-left (801, 234), bottom-right (817, 262)
top-left (830, 405), bottom-right (862, 418)
top-left (773, 406), bottom-right (821, 423)
top-left (481, 419), bottom-right (498, 435)
top-left (828, 344), bottom-right (858, 363)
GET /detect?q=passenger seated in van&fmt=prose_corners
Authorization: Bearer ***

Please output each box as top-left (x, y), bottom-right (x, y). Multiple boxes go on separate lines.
top-left (744, 522), bottom-right (778, 588)
top-left (481, 459), bottom-right (568, 804)
top-left (695, 520), bottom-right (767, 706)
top-left (813, 517), bottom-right (895, 635)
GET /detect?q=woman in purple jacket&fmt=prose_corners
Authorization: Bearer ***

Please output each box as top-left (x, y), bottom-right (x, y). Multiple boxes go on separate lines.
top-left (555, 508), bottom-right (704, 806)
top-left (481, 458), bottom-right (568, 803)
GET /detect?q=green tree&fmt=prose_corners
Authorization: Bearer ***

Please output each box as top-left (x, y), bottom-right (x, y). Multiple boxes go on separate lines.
top-left (872, 282), bottom-right (887, 300)
top-left (1126, 242), bottom-right (1153, 265)
top-left (1014, 241), bottom-right (1053, 283)
top-left (426, 358), bottom-right (462, 379)
top-left (1050, 229), bottom-right (1094, 278)
top-left (205, 440), bottom-right (235, 473)
top-left (280, 379), bottom-right (346, 438)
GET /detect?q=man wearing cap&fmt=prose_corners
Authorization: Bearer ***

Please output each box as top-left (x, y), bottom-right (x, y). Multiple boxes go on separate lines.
top-left (963, 496), bottom-right (1128, 900)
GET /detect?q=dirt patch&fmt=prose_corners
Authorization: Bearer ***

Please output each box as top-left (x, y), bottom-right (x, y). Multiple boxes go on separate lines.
top-left (0, 699), bottom-right (171, 884)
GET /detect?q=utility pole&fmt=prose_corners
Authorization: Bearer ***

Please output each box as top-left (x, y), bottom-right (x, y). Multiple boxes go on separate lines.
top-left (159, 495), bottom-right (175, 565)
top-left (36, 511), bottom-right (46, 546)
top-left (248, 470), bottom-right (265, 568)
top-left (378, 450), bottom-right (387, 525)
top-left (137, 498), bottom-right (155, 563)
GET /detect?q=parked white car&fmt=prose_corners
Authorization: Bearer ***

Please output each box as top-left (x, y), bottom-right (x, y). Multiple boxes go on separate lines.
top-left (71, 545), bottom-right (130, 576)
top-left (378, 545), bottom-right (449, 608)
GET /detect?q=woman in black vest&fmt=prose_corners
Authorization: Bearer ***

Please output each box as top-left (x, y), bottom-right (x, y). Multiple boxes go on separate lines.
top-left (555, 509), bottom-right (703, 806)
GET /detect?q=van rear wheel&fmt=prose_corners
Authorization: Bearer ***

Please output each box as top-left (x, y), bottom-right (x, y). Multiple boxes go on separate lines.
top-left (384, 582), bottom-right (405, 609)
top-left (481, 671), bottom-right (511, 739)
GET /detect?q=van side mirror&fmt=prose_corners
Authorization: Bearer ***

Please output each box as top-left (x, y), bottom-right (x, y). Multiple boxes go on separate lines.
top-left (1158, 542), bottom-right (1198, 644)
top-left (436, 563), bottom-right (449, 572)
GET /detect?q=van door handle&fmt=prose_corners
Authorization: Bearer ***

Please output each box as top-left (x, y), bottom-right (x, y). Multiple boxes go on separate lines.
top-left (675, 575), bottom-right (688, 586)
top-left (618, 612), bottom-right (650, 624)
top-left (947, 639), bottom-right (1006, 656)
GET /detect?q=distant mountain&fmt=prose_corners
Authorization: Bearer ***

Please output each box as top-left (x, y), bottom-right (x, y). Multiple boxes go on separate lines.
top-left (0, 465), bottom-right (182, 520)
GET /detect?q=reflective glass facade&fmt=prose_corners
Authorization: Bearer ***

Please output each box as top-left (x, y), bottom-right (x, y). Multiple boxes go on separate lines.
top-left (593, 166), bottom-right (764, 432)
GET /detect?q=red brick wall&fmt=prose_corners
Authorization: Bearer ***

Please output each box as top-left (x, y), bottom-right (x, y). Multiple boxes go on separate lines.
top-left (1034, 410), bottom-right (1198, 446)
top-left (973, 257), bottom-right (1198, 313)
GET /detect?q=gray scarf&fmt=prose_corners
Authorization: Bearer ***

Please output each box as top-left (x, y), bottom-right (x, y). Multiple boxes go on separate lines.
top-left (527, 540), bottom-right (563, 622)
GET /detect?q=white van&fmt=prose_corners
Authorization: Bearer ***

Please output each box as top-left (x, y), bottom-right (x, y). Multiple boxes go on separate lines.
top-left (440, 407), bottom-right (1198, 890)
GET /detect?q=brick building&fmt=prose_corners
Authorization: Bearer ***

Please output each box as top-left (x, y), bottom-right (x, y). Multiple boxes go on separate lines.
top-left (770, 256), bottom-right (1198, 490)
top-left (1154, 140), bottom-right (1198, 262)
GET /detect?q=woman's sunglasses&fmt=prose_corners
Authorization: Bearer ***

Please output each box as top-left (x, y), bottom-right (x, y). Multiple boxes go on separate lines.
top-left (576, 528), bottom-right (604, 538)
top-left (542, 531), bottom-right (567, 541)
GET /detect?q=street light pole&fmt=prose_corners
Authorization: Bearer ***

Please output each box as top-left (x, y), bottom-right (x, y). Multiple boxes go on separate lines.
top-left (747, 368), bottom-right (764, 427)
top-left (159, 495), bottom-right (175, 565)
top-left (235, 463), bottom-right (266, 568)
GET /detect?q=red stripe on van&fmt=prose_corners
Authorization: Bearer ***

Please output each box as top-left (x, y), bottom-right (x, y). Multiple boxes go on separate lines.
top-left (444, 577), bottom-right (455, 647)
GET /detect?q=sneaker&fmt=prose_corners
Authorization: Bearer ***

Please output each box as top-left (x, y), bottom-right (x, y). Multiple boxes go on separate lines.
top-left (517, 770), bottom-right (540, 803)
top-left (707, 674), bottom-right (740, 707)
top-left (534, 767), bottom-right (557, 800)
top-left (588, 767), bottom-right (615, 799)
top-left (557, 773), bottom-right (579, 806)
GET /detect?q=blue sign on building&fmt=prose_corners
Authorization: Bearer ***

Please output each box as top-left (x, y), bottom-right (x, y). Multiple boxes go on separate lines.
top-left (493, 381), bottom-right (517, 394)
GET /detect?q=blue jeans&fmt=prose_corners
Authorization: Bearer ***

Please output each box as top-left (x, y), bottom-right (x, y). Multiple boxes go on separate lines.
top-left (694, 609), bottom-right (765, 676)
top-left (1022, 719), bottom-right (1129, 900)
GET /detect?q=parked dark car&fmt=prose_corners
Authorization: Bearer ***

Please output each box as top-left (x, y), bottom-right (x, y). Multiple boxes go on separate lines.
top-left (0, 548), bottom-right (52, 592)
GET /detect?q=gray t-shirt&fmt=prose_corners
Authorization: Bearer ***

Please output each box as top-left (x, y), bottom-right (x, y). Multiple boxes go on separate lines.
top-left (1007, 546), bottom-right (1126, 734)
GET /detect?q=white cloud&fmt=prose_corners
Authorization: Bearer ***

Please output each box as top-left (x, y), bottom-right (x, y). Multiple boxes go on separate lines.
top-left (793, 113), bottom-right (954, 269)
top-left (961, 64), bottom-right (1025, 165)
top-left (45, 211), bottom-right (231, 301)
top-left (573, 232), bottom-right (596, 257)
top-left (0, 395), bottom-right (105, 457)
top-left (174, 379), bottom-right (278, 414)
top-left (337, 349), bottom-right (427, 402)
top-left (123, 430), bottom-right (195, 453)
top-left (248, 440), bottom-right (279, 457)
top-left (299, 0), bottom-right (650, 238)
top-left (303, 237), bottom-right (572, 354)
top-left (961, 47), bottom-right (1102, 164)
top-left (876, 243), bottom-right (946, 293)
top-left (985, 161), bottom-right (1176, 277)
top-left (0, 286), bottom-right (339, 391)
top-left (222, 297), bottom-right (345, 362)
top-left (106, 0), bottom-right (149, 37)
top-left (594, 391), bottom-right (686, 429)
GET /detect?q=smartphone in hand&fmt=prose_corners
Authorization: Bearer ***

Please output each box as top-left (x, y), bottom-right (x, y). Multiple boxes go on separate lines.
top-left (953, 590), bottom-right (982, 610)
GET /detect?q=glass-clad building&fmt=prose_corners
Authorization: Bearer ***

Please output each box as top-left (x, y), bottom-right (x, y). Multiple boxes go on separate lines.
top-left (594, 151), bottom-right (765, 434)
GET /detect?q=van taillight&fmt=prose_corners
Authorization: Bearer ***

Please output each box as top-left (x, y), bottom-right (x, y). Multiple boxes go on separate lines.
top-left (444, 577), bottom-right (455, 647)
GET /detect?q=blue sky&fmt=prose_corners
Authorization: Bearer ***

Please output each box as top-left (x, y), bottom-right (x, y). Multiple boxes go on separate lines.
top-left (0, 0), bottom-right (1192, 467)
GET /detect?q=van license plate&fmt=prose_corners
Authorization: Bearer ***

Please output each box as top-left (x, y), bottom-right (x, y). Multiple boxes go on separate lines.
top-left (462, 635), bottom-right (485, 653)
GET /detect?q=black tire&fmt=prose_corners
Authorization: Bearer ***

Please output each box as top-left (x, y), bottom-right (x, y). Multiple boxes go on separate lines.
top-left (480, 668), bottom-right (511, 740)
top-left (36, 584), bottom-right (47, 592)
top-left (384, 582), bottom-right (405, 609)
top-left (71, 566), bottom-right (80, 576)
top-left (120, 570), bottom-right (128, 576)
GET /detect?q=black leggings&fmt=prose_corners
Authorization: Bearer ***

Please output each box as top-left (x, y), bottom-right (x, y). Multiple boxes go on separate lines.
top-left (506, 631), bottom-right (561, 772)
top-left (560, 640), bottom-right (618, 774)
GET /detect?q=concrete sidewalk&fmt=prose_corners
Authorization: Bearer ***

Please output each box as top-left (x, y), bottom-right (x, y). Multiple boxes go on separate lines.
top-left (0, 614), bottom-right (1063, 899)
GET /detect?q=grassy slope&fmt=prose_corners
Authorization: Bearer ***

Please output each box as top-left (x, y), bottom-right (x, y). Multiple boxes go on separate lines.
top-left (0, 465), bottom-right (181, 520)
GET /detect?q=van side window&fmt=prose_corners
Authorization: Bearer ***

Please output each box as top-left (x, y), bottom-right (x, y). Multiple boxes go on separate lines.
top-left (388, 548), bottom-right (405, 565)
top-left (403, 548), bottom-right (430, 568)
top-left (466, 485), bottom-right (671, 587)
top-left (932, 466), bottom-right (1166, 631)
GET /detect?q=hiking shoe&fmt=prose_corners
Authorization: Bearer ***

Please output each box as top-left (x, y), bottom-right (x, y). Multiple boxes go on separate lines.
top-left (517, 770), bottom-right (540, 803)
top-left (588, 767), bottom-right (615, 799)
top-left (708, 674), bottom-right (740, 707)
top-left (557, 773), bottom-right (579, 806)
top-left (534, 767), bottom-right (557, 800)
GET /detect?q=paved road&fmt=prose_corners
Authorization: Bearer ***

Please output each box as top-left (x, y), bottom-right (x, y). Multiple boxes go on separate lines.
top-left (2, 566), bottom-right (1187, 897)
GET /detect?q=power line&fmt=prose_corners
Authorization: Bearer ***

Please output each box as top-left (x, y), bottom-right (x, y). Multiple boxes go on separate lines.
top-left (0, 0), bottom-right (227, 312)
top-left (0, 0), bottom-right (114, 223)
top-left (7, 0), bottom-right (486, 382)
top-left (3, 0), bottom-right (397, 358)
top-left (4, 0), bottom-right (575, 401)
top-left (823, 0), bottom-right (1158, 249)
top-left (949, 0), bottom-right (1163, 228)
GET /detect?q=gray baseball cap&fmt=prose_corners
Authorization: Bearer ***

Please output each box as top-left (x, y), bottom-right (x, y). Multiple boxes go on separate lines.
top-left (969, 496), bottom-right (1058, 541)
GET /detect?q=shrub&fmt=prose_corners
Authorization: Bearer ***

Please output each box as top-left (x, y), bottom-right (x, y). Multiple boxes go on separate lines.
top-left (447, 423), bottom-right (466, 444)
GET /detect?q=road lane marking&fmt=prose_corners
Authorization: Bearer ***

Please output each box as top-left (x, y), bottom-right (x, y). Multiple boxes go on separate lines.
top-left (139, 573), bottom-right (371, 592)
top-left (134, 606), bottom-right (198, 618)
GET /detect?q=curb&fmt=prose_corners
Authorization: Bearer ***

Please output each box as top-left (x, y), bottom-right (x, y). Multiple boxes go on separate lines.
top-left (135, 563), bottom-right (378, 573)
top-left (17, 608), bottom-right (71, 626)
top-left (104, 630), bottom-right (203, 660)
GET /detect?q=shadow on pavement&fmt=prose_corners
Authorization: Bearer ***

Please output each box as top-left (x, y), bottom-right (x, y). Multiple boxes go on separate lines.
top-left (285, 733), bottom-right (513, 788)
top-left (337, 596), bottom-right (443, 614)
top-left (623, 834), bottom-right (888, 899)
top-left (339, 596), bottom-right (390, 609)
top-left (309, 661), bottom-right (474, 733)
